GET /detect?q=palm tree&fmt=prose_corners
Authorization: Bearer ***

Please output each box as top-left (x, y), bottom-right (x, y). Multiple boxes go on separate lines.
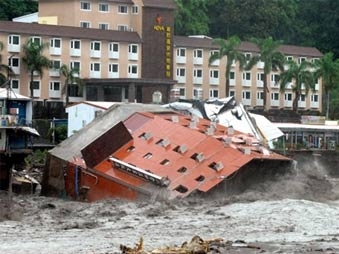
top-left (22, 40), bottom-right (50, 99)
top-left (0, 41), bottom-right (7, 85)
top-left (246, 37), bottom-right (285, 110)
top-left (314, 52), bottom-right (339, 119)
top-left (209, 36), bottom-right (246, 97)
top-left (0, 41), bottom-right (14, 87)
top-left (279, 60), bottom-right (315, 112)
top-left (60, 64), bottom-right (82, 106)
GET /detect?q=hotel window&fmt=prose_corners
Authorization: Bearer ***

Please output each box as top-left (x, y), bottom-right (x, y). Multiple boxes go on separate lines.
top-left (193, 69), bottom-right (203, 78)
top-left (132, 5), bottom-right (139, 14)
top-left (311, 94), bottom-right (319, 102)
top-left (242, 91), bottom-right (251, 100)
top-left (193, 68), bottom-right (203, 84)
top-left (109, 63), bottom-right (119, 73)
top-left (91, 63), bottom-right (101, 71)
top-left (32, 81), bottom-right (40, 89)
top-left (128, 64), bottom-right (138, 77)
top-left (257, 73), bottom-right (264, 81)
top-left (80, 1), bottom-right (91, 10)
top-left (11, 80), bottom-right (19, 91)
top-left (271, 74), bottom-right (279, 87)
top-left (118, 25), bottom-right (129, 31)
top-left (128, 44), bottom-right (138, 59)
top-left (193, 49), bottom-right (203, 64)
top-left (99, 23), bottom-right (109, 30)
top-left (80, 21), bottom-right (91, 28)
top-left (194, 49), bottom-right (203, 58)
top-left (177, 48), bottom-right (186, 57)
top-left (50, 81), bottom-right (60, 92)
top-left (209, 89), bottom-right (219, 99)
top-left (49, 60), bottom-right (61, 76)
top-left (91, 41), bottom-right (101, 51)
top-left (109, 42), bottom-right (119, 59)
top-left (210, 70), bottom-right (219, 79)
top-left (177, 68), bottom-right (186, 76)
top-left (118, 5), bottom-right (128, 14)
top-left (70, 61), bottom-right (81, 72)
top-left (271, 92), bottom-right (279, 100)
top-left (286, 56), bottom-right (293, 62)
top-left (299, 94), bottom-right (306, 101)
top-left (230, 71), bottom-right (235, 80)
top-left (30, 36), bottom-right (41, 45)
top-left (8, 34), bottom-right (20, 46)
top-left (242, 72), bottom-right (251, 81)
top-left (71, 40), bottom-right (81, 49)
top-left (10, 79), bottom-right (20, 93)
top-left (99, 3), bottom-right (109, 12)
top-left (209, 50), bottom-right (220, 65)
top-left (179, 88), bottom-right (185, 98)
top-left (109, 43), bottom-right (119, 52)
top-left (70, 40), bottom-right (81, 56)
top-left (176, 48), bottom-right (186, 64)
top-left (298, 57), bottom-right (307, 64)
top-left (50, 38), bottom-right (61, 48)
top-left (50, 60), bottom-right (61, 70)
top-left (257, 91), bottom-right (264, 100)
top-left (229, 90), bottom-right (235, 97)
top-left (11, 80), bottom-right (19, 89)
top-left (8, 57), bottom-right (19, 68)
top-left (285, 93), bottom-right (292, 101)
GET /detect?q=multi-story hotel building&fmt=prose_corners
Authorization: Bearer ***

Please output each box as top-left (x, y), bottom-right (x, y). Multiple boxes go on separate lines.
top-left (0, 0), bottom-right (323, 115)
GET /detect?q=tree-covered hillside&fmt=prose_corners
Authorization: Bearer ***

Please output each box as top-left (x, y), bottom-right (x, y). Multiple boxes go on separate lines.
top-left (175, 0), bottom-right (339, 58)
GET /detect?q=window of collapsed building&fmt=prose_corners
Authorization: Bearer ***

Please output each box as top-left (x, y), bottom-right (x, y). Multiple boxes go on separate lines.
top-left (174, 185), bottom-right (188, 193)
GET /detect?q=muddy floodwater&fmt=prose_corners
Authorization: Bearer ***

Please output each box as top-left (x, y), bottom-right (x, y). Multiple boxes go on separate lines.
top-left (1, 151), bottom-right (339, 253)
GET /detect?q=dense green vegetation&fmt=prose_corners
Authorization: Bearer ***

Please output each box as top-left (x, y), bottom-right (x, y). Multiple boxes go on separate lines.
top-left (175, 0), bottom-right (339, 58)
top-left (0, 0), bottom-right (37, 21)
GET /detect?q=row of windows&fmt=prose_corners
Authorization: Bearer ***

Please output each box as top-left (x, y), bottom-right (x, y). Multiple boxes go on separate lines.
top-left (7, 35), bottom-right (139, 59)
top-left (172, 87), bottom-right (319, 106)
top-left (176, 47), bottom-right (319, 66)
top-left (80, 2), bottom-right (138, 14)
top-left (79, 21), bottom-right (132, 31)
top-left (176, 67), bottom-right (319, 89)
top-left (8, 58), bottom-right (138, 77)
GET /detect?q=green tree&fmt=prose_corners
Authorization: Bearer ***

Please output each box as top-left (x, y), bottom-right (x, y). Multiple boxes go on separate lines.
top-left (209, 36), bottom-right (246, 97)
top-left (0, 41), bottom-right (14, 87)
top-left (206, 0), bottom-right (298, 41)
top-left (0, 0), bottom-right (38, 21)
top-left (279, 60), bottom-right (315, 112)
top-left (60, 64), bottom-right (82, 106)
top-left (314, 52), bottom-right (339, 119)
top-left (0, 41), bottom-right (6, 85)
top-left (246, 37), bottom-right (285, 110)
top-left (296, 0), bottom-right (339, 58)
top-left (174, 0), bottom-right (209, 36)
top-left (22, 40), bottom-right (50, 99)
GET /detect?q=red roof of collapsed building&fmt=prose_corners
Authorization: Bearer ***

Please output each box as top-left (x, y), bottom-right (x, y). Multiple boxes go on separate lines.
top-left (68, 111), bottom-right (290, 201)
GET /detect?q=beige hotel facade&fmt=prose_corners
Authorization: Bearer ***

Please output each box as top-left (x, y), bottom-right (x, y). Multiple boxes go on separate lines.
top-left (0, 0), bottom-right (323, 113)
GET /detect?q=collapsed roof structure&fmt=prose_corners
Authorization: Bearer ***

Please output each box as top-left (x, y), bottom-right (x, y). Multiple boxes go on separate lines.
top-left (41, 101), bottom-right (291, 201)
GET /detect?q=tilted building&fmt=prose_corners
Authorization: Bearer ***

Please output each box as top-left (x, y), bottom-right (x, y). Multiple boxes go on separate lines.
top-left (0, 0), bottom-right (323, 123)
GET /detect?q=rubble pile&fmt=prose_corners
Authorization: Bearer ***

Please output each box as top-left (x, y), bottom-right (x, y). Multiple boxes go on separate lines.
top-left (120, 236), bottom-right (262, 254)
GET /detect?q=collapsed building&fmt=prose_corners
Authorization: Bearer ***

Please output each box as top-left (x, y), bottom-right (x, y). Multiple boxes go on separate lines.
top-left (41, 101), bottom-right (292, 201)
